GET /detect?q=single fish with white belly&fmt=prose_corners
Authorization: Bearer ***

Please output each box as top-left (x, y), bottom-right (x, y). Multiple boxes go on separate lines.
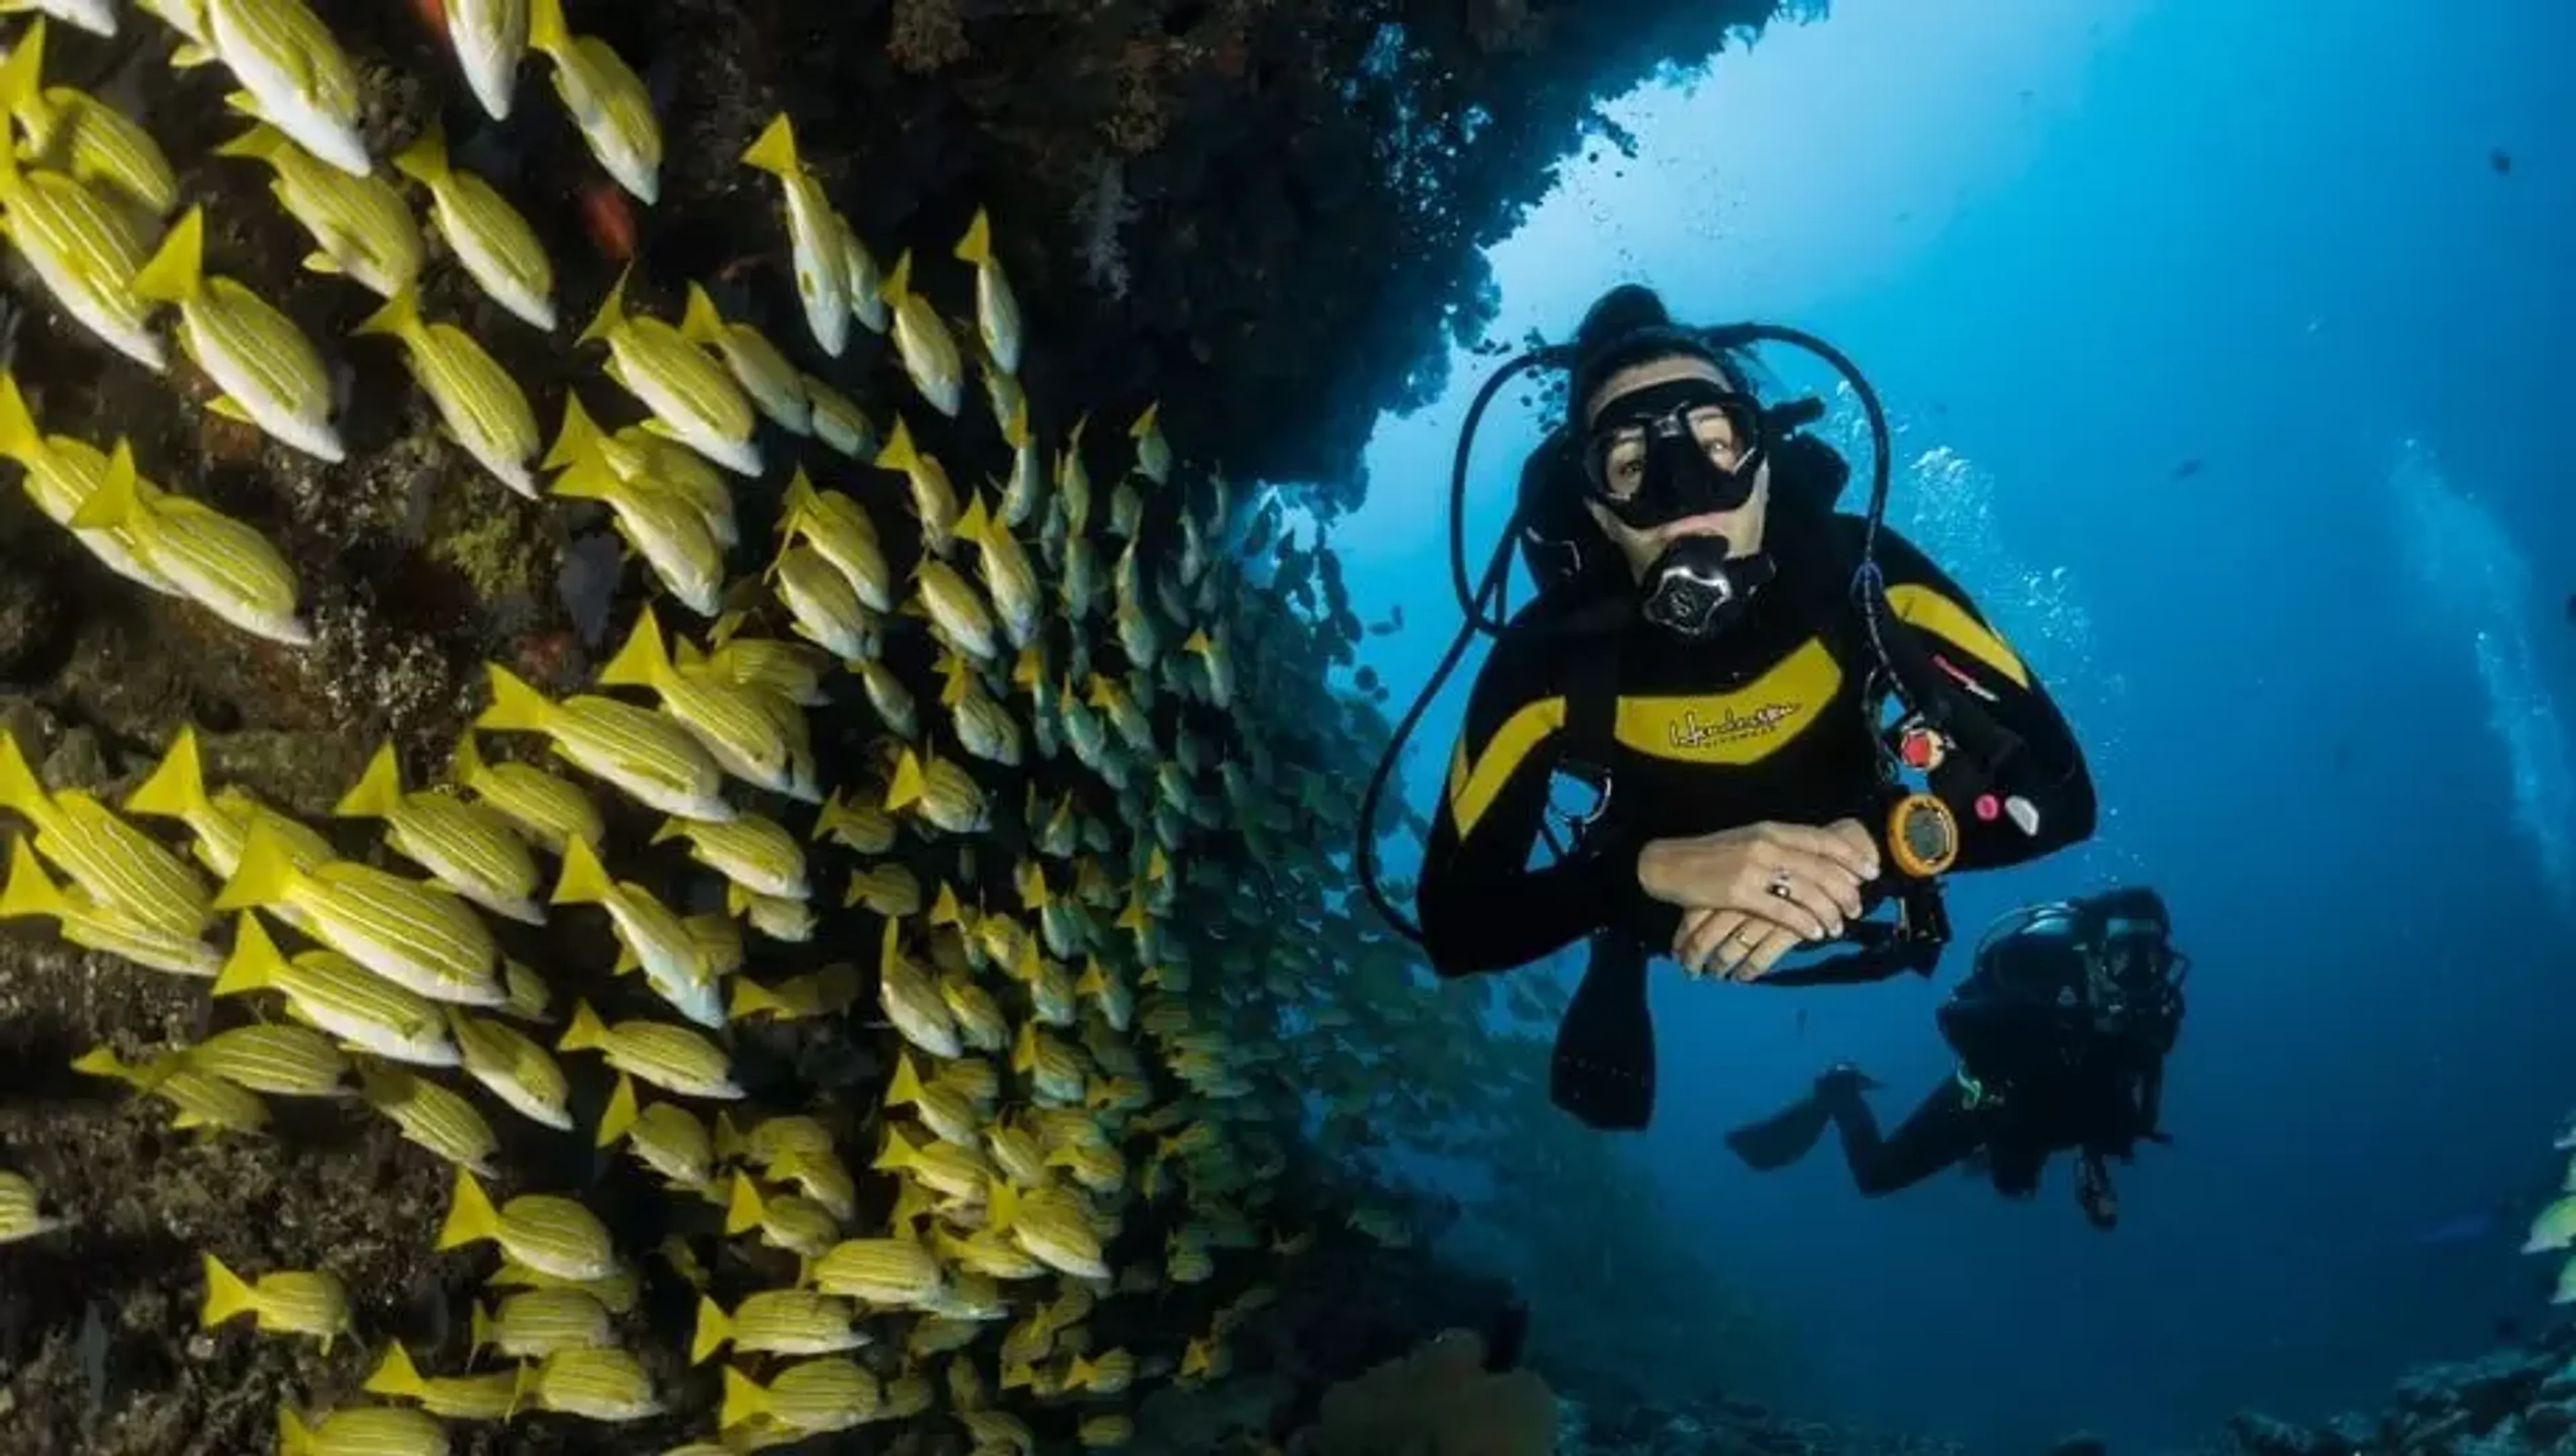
top-left (878, 250), bottom-right (961, 417)
top-left (576, 267), bottom-right (760, 476)
top-left (0, 372), bottom-right (178, 593)
top-left (0, 132), bottom-right (162, 370)
top-left (353, 288), bottom-right (539, 498)
top-left (740, 114), bottom-right (848, 358)
top-left (874, 416), bottom-right (960, 554)
top-left (331, 741), bottom-right (543, 924)
top-left (677, 284), bottom-right (810, 435)
top-left (213, 913), bottom-right (458, 1068)
top-left (595, 606), bottom-right (797, 798)
top-left (551, 837), bottom-right (722, 1029)
top-left (953, 209), bottom-right (1022, 378)
top-left (213, 819), bottom-right (504, 1006)
top-left (527, 0), bottom-right (660, 204)
top-left (392, 121), bottom-right (557, 331)
top-left (213, 120), bottom-right (423, 297)
top-left (203, 0), bottom-right (369, 176)
top-left (0, 837), bottom-right (222, 978)
top-left (65, 438), bottom-right (309, 646)
top-left (0, 20), bottom-right (173, 217)
top-left (549, 455), bottom-right (725, 616)
top-left (445, 0), bottom-right (529, 121)
top-left (475, 663), bottom-right (732, 822)
top-left (132, 208), bottom-right (342, 462)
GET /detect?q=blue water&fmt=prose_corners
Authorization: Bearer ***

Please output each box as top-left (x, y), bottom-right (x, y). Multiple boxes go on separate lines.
top-left (1337, 0), bottom-right (2576, 1449)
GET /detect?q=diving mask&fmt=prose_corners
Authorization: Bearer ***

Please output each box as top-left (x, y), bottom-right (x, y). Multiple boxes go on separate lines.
top-left (1579, 378), bottom-right (1767, 530)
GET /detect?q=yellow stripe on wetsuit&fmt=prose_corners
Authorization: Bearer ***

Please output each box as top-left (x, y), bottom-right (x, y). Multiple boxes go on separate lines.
top-left (1886, 584), bottom-right (2028, 688)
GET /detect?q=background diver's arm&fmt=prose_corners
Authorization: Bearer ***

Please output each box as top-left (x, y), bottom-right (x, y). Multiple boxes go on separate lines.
top-left (1415, 644), bottom-right (1656, 977)
top-left (1870, 525), bottom-right (2098, 869)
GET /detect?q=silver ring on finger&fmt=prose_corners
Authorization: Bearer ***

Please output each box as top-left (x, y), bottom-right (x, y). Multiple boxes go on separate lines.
top-left (1768, 868), bottom-right (1796, 900)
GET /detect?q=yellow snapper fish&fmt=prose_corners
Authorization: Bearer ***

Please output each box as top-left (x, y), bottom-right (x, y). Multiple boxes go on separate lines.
top-left (0, 835), bottom-right (221, 978)
top-left (654, 812), bottom-right (807, 900)
top-left (353, 288), bottom-right (539, 497)
top-left (728, 961), bottom-right (860, 1023)
top-left (835, 213), bottom-right (890, 334)
top-left (914, 557), bottom-right (999, 662)
top-left (477, 663), bottom-right (731, 821)
top-left (873, 415), bottom-right (961, 555)
top-left (364, 1342), bottom-right (519, 1422)
top-left (843, 862), bottom-right (920, 918)
top-left (64, 438), bottom-right (309, 646)
top-left (805, 1234), bottom-right (944, 1306)
top-left (813, 788), bottom-right (894, 854)
top-left (202, 0), bottom-right (368, 175)
top-left (0, 20), bottom-right (174, 216)
top-left (739, 114), bottom-right (848, 358)
top-left (693, 1290), bottom-right (865, 1362)
top-left (358, 1062), bottom-right (500, 1174)
top-left (802, 371), bottom-right (874, 459)
top-left (953, 208), bottom-right (1022, 377)
top-left (545, 392), bottom-right (737, 549)
top-left (0, 1169), bottom-right (68, 1245)
top-left (678, 283), bottom-right (810, 434)
top-left (444, 0), bottom-right (529, 121)
top-left (0, 374), bottom-right (175, 592)
top-left (451, 731), bottom-right (603, 854)
top-left (596, 1072), bottom-right (715, 1187)
top-left (0, 1), bottom-right (115, 38)
top-left (577, 267), bottom-right (759, 475)
top-left (857, 658), bottom-right (918, 739)
top-left (879, 249), bottom-right (962, 417)
top-left (551, 836), bottom-right (723, 1029)
top-left (436, 1167), bottom-right (618, 1282)
top-left (885, 747), bottom-right (987, 835)
top-left (767, 543), bottom-right (871, 660)
top-left (1129, 401), bottom-right (1172, 485)
top-left (780, 470), bottom-right (893, 611)
top-left (72, 1043), bottom-right (269, 1135)
top-left (0, 730), bottom-right (211, 936)
top-left (201, 1252), bottom-right (352, 1349)
top-left (214, 817), bottom-right (504, 1006)
top-left (720, 1359), bottom-right (879, 1435)
top-left (558, 1000), bottom-right (739, 1100)
top-left (514, 1346), bottom-right (663, 1422)
top-left (997, 400), bottom-right (1046, 531)
top-left (331, 741), bottom-right (543, 923)
top-left (132, 208), bottom-right (342, 462)
top-left (551, 456), bottom-right (724, 614)
top-left (939, 664), bottom-right (1022, 768)
top-left (214, 913), bottom-right (456, 1068)
top-left (392, 121), bottom-right (557, 330)
top-left (214, 120), bottom-right (422, 297)
top-left (722, 1174), bottom-right (838, 1259)
top-left (954, 491), bottom-right (1041, 649)
top-left (878, 921), bottom-right (961, 1059)
top-left (447, 1008), bottom-right (572, 1129)
top-left (598, 606), bottom-right (800, 797)
top-left (0, 133), bottom-right (162, 369)
top-left (730, 883), bottom-right (813, 943)
top-left (526, 0), bottom-right (659, 203)
top-left (275, 1404), bottom-right (448, 1456)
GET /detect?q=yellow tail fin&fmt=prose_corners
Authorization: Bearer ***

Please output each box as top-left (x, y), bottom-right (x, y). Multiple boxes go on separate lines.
top-left (678, 283), bottom-right (726, 350)
top-left (727, 976), bottom-right (786, 1021)
top-left (955, 208), bottom-right (994, 266)
top-left (362, 1342), bottom-right (427, 1398)
top-left (722, 1172), bottom-right (765, 1235)
top-left (210, 912), bottom-right (287, 997)
top-left (68, 1045), bottom-right (130, 1083)
top-left (199, 1251), bottom-right (258, 1328)
top-left (557, 998), bottom-right (610, 1054)
top-left (596, 1070), bottom-right (638, 1149)
top-left (1012, 1021), bottom-right (1036, 1074)
top-left (987, 1178), bottom-right (1021, 1231)
top-left (525, 0), bottom-right (570, 57)
top-left (276, 1406), bottom-right (316, 1456)
top-left (886, 749), bottom-right (926, 811)
top-left (0, 372), bottom-right (42, 468)
top-left (63, 437), bottom-right (144, 532)
top-left (595, 607), bottom-right (671, 691)
top-left (1004, 397), bottom-right (1031, 452)
top-left (689, 1295), bottom-right (733, 1364)
top-left (888, 1051), bottom-right (926, 1106)
top-left (547, 456), bottom-right (624, 505)
top-left (718, 1365), bottom-right (769, 1431)
top-left (0, 837), bottom-right (71, 923)
top-left (0, 19), bottom-right (46, 123)
top-left (390, 119), bottom-right (451, 188)
top-left (351, 287), bottom-right (425, 347)
top-left (331, 741), bottom-right (407, 821)
top-left (131, 206), bottom-right (209, 305)
top-left (433, 1167), bottom-right (501, 1252)
top-left (212, 121), bottom-right (290, 165)
top-left (212, 819), bottom-right (305, 913)
top-left (575, 266), bottom-right (633, 348)
top-left (543, 393), bottom-right (606, 472)
top-left (0, 729), bottom-right (57, 828)
top-left (476, 663), bottom-right (557, 735)
top-left (955, 490), bottom-right (992, 548)
top-left (739, 113), bottom-right (798, 179)
top-left (125, 725), bottom-right (211, 824)
top-left (712, 1111), bottom-right (745, 1163)
top-left (881, 249), bottom-right (914, 306)
top-left (873, 416), bottom-right (920, 474)
top-left (1130, 401), bottom-right (1161, 439)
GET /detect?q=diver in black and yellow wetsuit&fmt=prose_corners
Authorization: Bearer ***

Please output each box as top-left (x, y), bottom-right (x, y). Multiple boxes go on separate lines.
top-left (1405, 285), bottom-right (2099, 1130)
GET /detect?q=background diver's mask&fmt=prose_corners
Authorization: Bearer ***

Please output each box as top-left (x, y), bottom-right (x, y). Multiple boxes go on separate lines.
top-left (1580, 378), bottom-right (1775, 638)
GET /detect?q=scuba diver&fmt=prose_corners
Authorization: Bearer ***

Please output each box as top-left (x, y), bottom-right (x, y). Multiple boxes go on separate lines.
top-left (1358, 284), bottom-right (2100, 1131)
top-left (1726, 887), bottom-right (2186, 1229)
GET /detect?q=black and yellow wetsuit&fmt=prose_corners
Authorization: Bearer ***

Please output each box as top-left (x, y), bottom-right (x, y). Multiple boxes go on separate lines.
top-left (1416, 507), bottom-right (2098, 986)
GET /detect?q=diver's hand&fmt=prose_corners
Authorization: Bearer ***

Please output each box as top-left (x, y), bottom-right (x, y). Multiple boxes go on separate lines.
top-left (1638, 820), bottom-right (1879, 938)
top-left (1674, 908), bottom-right (1810, 981)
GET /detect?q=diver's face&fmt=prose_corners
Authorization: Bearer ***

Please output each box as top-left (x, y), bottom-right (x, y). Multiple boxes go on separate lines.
top-left (1580, 355), bottom-right (1769, 583)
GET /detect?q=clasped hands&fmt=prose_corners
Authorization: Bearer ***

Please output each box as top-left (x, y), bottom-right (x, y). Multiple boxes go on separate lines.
top-left (1636, 819), bottom-right (1882, 981)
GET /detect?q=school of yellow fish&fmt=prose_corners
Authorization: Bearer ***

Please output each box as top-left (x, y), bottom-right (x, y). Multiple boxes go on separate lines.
top-left (0, 3), bottom-right (1549, 1453)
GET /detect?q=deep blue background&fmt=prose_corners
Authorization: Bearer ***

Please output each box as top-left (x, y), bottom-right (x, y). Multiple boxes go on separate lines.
top-left (1334, 1), bottom-right (2576, 1449)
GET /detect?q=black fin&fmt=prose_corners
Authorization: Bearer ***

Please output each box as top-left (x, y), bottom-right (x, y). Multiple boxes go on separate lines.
top-left (1724, 1092), bottom-right (1837, 1171)
top-left (1550, 933), bottom-right (1654, 1130)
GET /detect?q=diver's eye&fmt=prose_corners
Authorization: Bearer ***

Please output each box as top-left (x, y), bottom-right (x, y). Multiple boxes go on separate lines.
top-left (1686, 405), bottom-right (1747, 470)
top-left (1602, 437), bottom-right (1647, 497)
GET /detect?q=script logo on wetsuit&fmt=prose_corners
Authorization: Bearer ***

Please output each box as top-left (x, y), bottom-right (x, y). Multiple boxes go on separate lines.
top-left (1666, 702), bottom-right (1802, 751)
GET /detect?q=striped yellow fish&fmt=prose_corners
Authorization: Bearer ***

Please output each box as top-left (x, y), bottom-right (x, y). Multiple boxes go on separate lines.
top-left (0, 835), bottom-right (220, 978)
top-left (915, 558), bottom-right (999, 663)
top-left (204, 0), bottom-right (368, 175)
top-left (843, 862), bottom-right (918, 919)
top-left (834, 212), bottom-right (889, 333)
top-left (276, 1406), bottom-right (447, 1456)
top-left (353, 287), bottom-right (539, 497)
top-left (1130, 400), bottom-right (1172, 484)
top-left (214, 120), bottom-right (422, 297)
top-left (357, 1062), bottom-right (498, 1174)
top-left (213, 819), bottom-right (502, 1006)
top-left (65, 439), bottom-right (309, 646)
top-left (872, 1121), bottom-right (994, 1202)
top-left (692, 1290), bottom-right (863, 1363)
top-left (720, 1359), bottom-right (879, 1435)
top-left (551, 836), bottom-right (722, 1029)
top-left (873, 415), bottom-right (960, 553)
top-left (691, 627), bottom-right (825, 705)
top-left (1012, 1023), bottom-right (1086, 1106)
top-left (0, 1169), bottom-right (67, 1245)
top-left (450, 731), bottom-right (602, 854)
top-left (443, 0), bottom-right (529, 121)
top-left (722, 1174), bottom-right (839, 1258)
top-left (329, 741), bottom-right (540, 924)
top-left (180, 1023), bottom-right (347, 1097)
top-left (729, 884), bottom-right (814, 943)
top-left (940, 664), bottom-right (1022, 768)
top-left (955, 491), bottom-right (1041, 649)
top-left (771, 544), bottom-right (875, 664)
top-left (486, 1256), bottom-right (635, 1313)
top-left (576, 268), bottom-right (757, 474)
top-left (857, 658), bottom-right (918, 739)
top-left (877, 922), bottom-right (959, 1058)
top-left (802, 370), bottom-right (875, 459)
top-left (652, 812), bottom-right (806, 900)
top-left (0, 132), bottom-right (162, 369)
top-left (527, 0), bottom-right (660, 204)
top-left (447, 1008), bottom-right (572, 1130)
top-left (392, 120), bottom-right (555, 330)
top-left (215, 913), bottom-right (455, 1066)
top-left (595, 1072), bottom-right (712, 1188)
top-left (201, 1251), bottom-right (351, 1349)
top-left (516, 1346), bottom-right (662, 1422)
top-left (813, 789), bottom-right (894, 854)
top-left (549, 454), bottom-right (724, 615)
top-left (364, 1342), bottom-right (517, 1422)
top-left (678, 283), bottom-right (810, 434)
top-left (941, 976), bottom-right (1008, 1053)
top-left (877, 250), bottom-right (961, 417)
top-left (999, 398), bottom-right (1046, 529)
top-left (0, 20), bottom-right (176, 217)
top-left (0, 731), bottom-right (211, 937)
top-left (0, 373), bottom-right (177, 592)
top-left (72, 1043), bottom-right (270, 1135)
top-left (780, 470), bottom-right (892, 611)
top-left (476, 663), bottom-right (731, 821)
top-left (596, 607), bottom-right (798, 797)
top-left (726, 961), bottom-right (859, 1024)
top-left (806, 1235), bottom-right (943, 1306)
top-left (435, 1167), bottom-right (617, 1282)
top-left (472, 1287), bottom-right (610, 1359)
top-left (885, 747), bottom-right (986, 835)
top-left (133, 209), bottom-right (342, 462)
top-left (558, 1000), bottom-right (739, 1100)
top-left (545, 392), bottom-right (737, 547)
top-left (953, 208), bottom-right (1022, 378)
top-left (739, 114), bottom-right (848, 358)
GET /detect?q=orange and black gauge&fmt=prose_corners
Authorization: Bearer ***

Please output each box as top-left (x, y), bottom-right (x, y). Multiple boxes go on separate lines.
top-left (1886, 792), bottom-right (1960, 878)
